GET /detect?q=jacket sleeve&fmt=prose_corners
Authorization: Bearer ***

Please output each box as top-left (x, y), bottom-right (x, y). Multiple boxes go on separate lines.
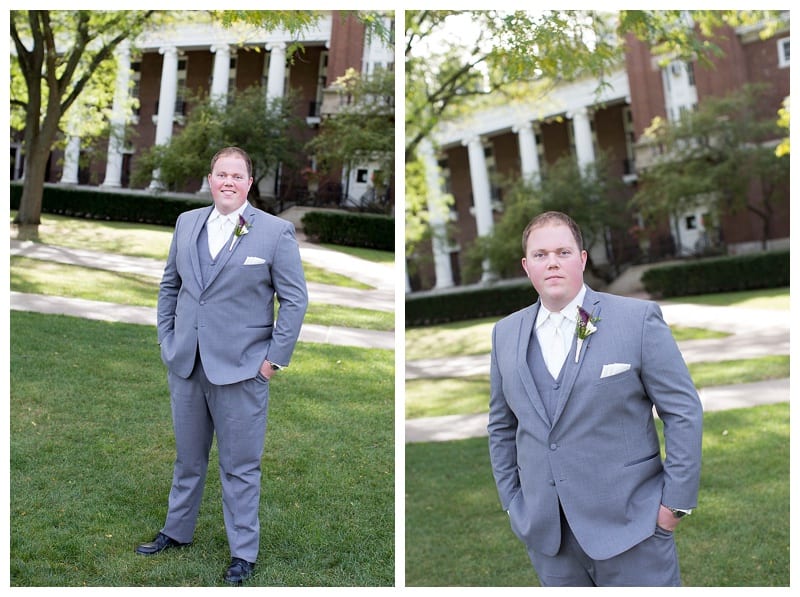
top-left (156, 215), bottom-right (182, 344)
top-left (487, 322), bottom-right (521, 510)
top-left (264, 221), bottom-right (308, 367)
top-left (640, 301), bottom-right (704, 510)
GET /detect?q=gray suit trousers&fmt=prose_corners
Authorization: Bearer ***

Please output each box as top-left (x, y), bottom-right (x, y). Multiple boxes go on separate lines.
top-left (527, 507), bottom-right (681, 586)
top-left (161, 355), bottom-right (269, 563)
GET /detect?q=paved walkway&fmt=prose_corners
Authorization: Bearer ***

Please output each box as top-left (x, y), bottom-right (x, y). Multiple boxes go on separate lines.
top-left (406, 301), bottom-right (790, 443)
top-left (10, 238), bottom-right (394, 351)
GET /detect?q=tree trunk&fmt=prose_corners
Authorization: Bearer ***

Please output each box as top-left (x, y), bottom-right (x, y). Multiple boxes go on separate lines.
top-left (13, 94), bottom-right (63, 232)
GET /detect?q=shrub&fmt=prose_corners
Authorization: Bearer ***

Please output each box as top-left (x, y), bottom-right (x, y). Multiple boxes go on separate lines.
top-left (406, 279), bottom-right (537, 327)
top-left (302, 210), bottom-right (394, 251)
top-left (10, 182), bottom-right (203, 227)
top-left (641, 251), bottom-right (789, 298)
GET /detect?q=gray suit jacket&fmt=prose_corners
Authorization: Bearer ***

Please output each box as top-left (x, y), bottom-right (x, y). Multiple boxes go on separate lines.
top-left (488, 287), bottom-right (702, 560)
top-left (157, 203), bottom-right (308, 385)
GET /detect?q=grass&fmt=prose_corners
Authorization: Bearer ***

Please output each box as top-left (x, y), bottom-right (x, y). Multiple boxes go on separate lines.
top-left (405, 402), bottom-right (789, 586)
top-left (405, 288), bottom-right (788, 362)
top-left (10, 212), bottom-right (389, 289)
top-left (320, 243), bottom-right (395, 264)
top-left (405, 318), bottom-right (728, 362)
top-left (10, 310), bottom-right (394, 587)
top-left (405, 354), bottom-right (790, 418)
top-left (10, 256), bottom-right (393, 331)
top-left (664, 287), bottom-right (790, 310)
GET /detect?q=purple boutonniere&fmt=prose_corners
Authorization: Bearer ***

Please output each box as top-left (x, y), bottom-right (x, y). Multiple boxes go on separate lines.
top-left (229, 215), bottom-right (253, 251)
top-left (575, 306), bottom-right (600, 362)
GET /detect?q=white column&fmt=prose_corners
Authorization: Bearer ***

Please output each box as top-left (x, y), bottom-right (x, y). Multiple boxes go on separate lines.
top-left (265, 42), bottom-right (287, 100)
top-left (60, 135), bottom-right (80, 184)
top-left (513, 120), bottom-right (540, 184)
top-left (102, 41), bottom-right (131, 188)
top-left (198, 44), bottom-right (232, 195)
top-left (464, 135), bottom-right (494, 238)
top-left (569, 106), bottom-right (595, 170)
top-left (464, 135), bottom-right (495, 282)
top-left (210, 44), bottom-right (231, 104)
top-left (570, 106), bottom-right (608, 265)
top-left (420, 139), bottom-right (455, 289)
top-left (149, 45), bottom-right (179, 191)
top-left (260, 42), bottom-right (287, 199)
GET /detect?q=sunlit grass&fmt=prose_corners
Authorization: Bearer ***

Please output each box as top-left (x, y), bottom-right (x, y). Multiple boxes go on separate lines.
top-left (11, 256), bottom-right (391, 330)
top-left (405, 317), bottom-right (728, 362)
top-left (10, 212), bottom-right (387, 288)
top-left (405, 403), bottom-right (788, 586)
top-left (664, 287), bottom-right (790, 310)
top-left (405, 355), bottom-right (790, 418)
top-left (10, 311), bottom-right (394, 586)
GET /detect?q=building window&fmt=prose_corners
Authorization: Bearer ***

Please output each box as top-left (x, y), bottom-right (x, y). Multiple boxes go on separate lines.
top-left (174, 58), bottom-right (187, 115)
top-left (686, 61), bottom-right (695, 86)
top-left (356, 168), bottom-right (369, 183)
top-left (778, 38), bottom-right (790, 68)
top-left (685, 215), bottom-right (697, 230)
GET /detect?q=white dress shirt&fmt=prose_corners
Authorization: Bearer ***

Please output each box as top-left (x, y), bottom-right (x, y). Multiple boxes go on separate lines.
top-left (536, 285), bottom-right (587, 377)
top-left (206, 203), bottom-right (247, 258)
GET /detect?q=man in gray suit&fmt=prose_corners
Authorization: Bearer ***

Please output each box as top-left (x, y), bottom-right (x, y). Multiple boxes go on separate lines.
top-left (488, 211), bottom-right (702, 586)
top-left (135, 147), bottom-right (308, 584)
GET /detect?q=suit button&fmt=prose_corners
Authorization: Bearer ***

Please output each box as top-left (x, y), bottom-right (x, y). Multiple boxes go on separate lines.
top-left (550, 443), bottom-right (558, 451)
top-left (548, 479), bottom-right (556, 486)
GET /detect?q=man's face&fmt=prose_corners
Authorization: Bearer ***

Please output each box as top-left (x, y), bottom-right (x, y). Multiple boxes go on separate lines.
top-left (208, 154), bottom-right (252, 215)
top-left (521, 222), bottom-right (588, 312)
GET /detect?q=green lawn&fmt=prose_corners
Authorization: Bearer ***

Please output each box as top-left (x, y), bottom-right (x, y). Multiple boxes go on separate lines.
top-left (664, 287), bottom-right (790, 310)
top-left (10, 212), bottom-right (389, 289)
top-left (10, 256), bottom-right (393, 331)
top-left (405, 355), bottom-right (790, 418)
top-left (10, 311), bottom-right (394, 586)
top-left (405, 317), bottom-right (728, 362)
top-left (405, 403), bottom-right (789, 586)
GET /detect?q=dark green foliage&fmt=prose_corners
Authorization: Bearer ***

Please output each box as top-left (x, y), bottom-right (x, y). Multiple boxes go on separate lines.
top-left (641, 251), bottom-right (789, 298)
top-left (301, 210), bottom-right (394, 251)
top-left (406, 279), bottom-right (538, 327)
top-left (10, 181), bottom-right (202, 227)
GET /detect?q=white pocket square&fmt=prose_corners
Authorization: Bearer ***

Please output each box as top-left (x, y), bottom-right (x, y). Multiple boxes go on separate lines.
top-left (600, 363), bottom-right (631, 379)
top-left (243, 256), bottom-right (265, 265)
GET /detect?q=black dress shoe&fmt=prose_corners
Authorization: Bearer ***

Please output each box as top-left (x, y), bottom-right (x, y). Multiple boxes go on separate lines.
top-left (224, 557), bottom-right (255, 584)
top-left (135, 532), bottom-right (189, 555)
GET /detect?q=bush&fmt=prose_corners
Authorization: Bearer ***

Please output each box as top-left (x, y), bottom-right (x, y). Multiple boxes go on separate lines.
top-left (11, 182), bottom-right (204, 227)
top-left (406, 279), bottom-right (538, 327)
top-left (302, 210), bottom-right (394, 251)
top-left (641, 251), bottom-right (789, 298)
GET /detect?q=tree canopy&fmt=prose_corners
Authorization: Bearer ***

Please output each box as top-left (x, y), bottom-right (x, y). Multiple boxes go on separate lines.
top-left (632, 84), bottom-right (789, 251)
top-left (404, 10), bottom-right (789, 259)
top-left (10, 9), bottom-right (391, 230)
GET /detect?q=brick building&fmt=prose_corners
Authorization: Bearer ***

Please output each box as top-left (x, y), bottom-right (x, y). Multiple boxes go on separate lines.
top-left (10, 11), bottom-right (394, 210)
top-left (409, 16), bottom-right (789, 292)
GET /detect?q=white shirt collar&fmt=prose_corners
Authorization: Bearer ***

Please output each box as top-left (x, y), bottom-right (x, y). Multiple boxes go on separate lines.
top-left (208, 202), bottom-right (248, 225)
top-left (536, 285), bottom-right (587, 330)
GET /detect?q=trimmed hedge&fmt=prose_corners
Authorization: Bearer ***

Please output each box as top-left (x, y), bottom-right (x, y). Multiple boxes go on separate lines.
top-left (11, 182), bottom-right (204, 227)
top-left (641, 250), bottom-right (789, 298)
top-left (406, 279), bottom-right (538, 327)
top-left (301, 210), bottom-right (394, 251)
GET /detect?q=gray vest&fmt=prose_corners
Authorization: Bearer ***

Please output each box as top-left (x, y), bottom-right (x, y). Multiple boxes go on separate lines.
top-left (527, 328), bottom-right (576, 425)
top-left (196, 223), bottom-right (230, 287)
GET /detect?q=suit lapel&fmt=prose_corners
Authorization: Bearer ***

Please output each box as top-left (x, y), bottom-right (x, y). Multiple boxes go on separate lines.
top-left (202, 205), bottom-right (256, 290)
top-left (551, 289), bottom-right (602, 426)
top-left (189, 206), bottom-right (214, 288)
top-left (515, 301), bottom-right (552, 428)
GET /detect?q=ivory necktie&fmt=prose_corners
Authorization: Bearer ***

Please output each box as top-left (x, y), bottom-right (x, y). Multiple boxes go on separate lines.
top-left (547, 312), bottom-right (567, 378)
top-left (208, 215), bottom-right (231, 258)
